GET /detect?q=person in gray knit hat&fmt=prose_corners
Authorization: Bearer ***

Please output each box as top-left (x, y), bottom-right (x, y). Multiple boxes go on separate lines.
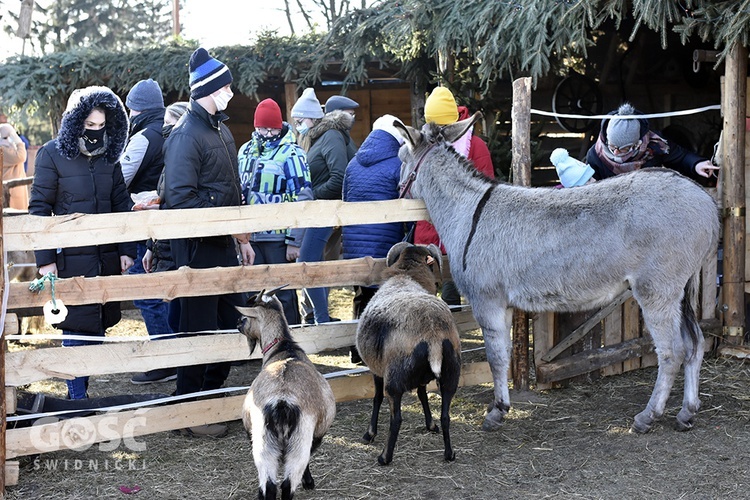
top-left (292, 87), bottom-right (357, 326)
top-left (585, 102), bottom-right (719, 181)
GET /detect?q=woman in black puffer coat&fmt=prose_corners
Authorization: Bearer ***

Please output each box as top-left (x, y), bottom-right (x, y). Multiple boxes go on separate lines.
top-left (29, 86), bottom-right (136, 399)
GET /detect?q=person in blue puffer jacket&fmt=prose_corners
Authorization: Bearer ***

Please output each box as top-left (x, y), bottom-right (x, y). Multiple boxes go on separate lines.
top-left (342, 114), bottom-right (407, 322)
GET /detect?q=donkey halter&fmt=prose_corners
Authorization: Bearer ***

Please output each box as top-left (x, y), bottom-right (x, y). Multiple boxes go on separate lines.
top-left (398, 142), bottom-right (438, 199)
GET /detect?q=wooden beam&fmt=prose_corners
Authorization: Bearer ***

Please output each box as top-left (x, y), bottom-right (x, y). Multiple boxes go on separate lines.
top-left (1, 146), bottom-right (6, 497)
top-left (3, 461), bottom-right (17, 487)
top-left (6, 323), bottom-right (356, 386)
top-left (541, 289), bottom-right (633, 362)
top-left (511, 77), bottom-right (532, 391)
top-left (536, 337), bottom-right (654, 384)
top-left (721, 43), bottom-right (748, 344)
top-left (3, 199), bottom-right (429, 252)
top-left (6, 311), bottom-right (480, 386)
top-left (5, 361), bottom-right (492, 458)
top-left (717, 343), bottom-right (750, 360)
top-left (5, 388), bottom-right (16, 415)
top-left (3, 314), bottom-right (18, 335)
top-left (9, 258), bottom-right (387, 309)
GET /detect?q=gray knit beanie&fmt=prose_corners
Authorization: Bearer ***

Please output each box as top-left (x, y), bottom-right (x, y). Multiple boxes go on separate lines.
top-left (606, 103), bottom-right (641, 148)
top-left (291, 88), bottom-right (324, 119)
top-left (126, 79), bottom-right (165, 111)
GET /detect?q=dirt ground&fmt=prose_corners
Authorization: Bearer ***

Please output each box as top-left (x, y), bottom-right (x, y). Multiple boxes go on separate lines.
top-left (5, 288), bottom-right (750, 500)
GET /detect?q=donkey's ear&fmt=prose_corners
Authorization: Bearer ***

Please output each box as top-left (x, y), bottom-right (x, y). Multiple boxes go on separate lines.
top-left (441, 111), bottom-right (483, 143)
top-left (386, 241), bottom-right (412, 267)
top-left (393, 120), bottom-right (421, 150)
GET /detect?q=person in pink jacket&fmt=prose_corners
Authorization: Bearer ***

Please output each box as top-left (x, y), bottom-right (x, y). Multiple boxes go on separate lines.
top-left (415, 86), bottom-right (495, 305)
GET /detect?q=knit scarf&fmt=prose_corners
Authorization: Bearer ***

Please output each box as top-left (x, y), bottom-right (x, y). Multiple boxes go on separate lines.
top-left (594, 130), bottom-right (670, 175)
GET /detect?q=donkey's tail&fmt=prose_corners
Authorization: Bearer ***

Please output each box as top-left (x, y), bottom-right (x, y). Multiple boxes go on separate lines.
top-left (681, 275), bottom-right (702, 361)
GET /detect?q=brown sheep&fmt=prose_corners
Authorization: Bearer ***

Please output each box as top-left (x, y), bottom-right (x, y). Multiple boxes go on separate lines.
top-left (356, 242), bottom-right (461, 465)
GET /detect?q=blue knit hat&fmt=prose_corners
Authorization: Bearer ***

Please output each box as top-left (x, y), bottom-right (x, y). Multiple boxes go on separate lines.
top-left (189, 48), bottom-right (233, 100)
top-left (291, 88), bottom-right (324, 119)
top-left (550, 148), bottom-right (594, 188)
top-left (126, 79), bottom-right (164, 111)
top-left (325, 95), bottom-right (359, 114)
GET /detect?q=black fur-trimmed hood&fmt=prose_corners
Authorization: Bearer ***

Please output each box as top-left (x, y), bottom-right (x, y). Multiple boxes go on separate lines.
top-left (56, 86), bottom-right (129, 163)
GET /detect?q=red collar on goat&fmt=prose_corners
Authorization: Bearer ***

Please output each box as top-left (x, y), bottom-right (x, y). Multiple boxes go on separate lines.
top-left (261, 338), bottom-right (280, 355)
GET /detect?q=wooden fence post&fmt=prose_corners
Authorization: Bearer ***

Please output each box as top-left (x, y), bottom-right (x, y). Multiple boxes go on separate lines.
top-left (721, 42), bottom-right (747, 345)
top-left (511, 77), bottom-right (532, 390)
top-left (1, 147), bottom-right (6, 496)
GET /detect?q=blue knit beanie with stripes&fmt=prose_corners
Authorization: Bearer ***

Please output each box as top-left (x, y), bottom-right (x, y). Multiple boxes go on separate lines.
top-left (189, 48), bottom-right (233, 100)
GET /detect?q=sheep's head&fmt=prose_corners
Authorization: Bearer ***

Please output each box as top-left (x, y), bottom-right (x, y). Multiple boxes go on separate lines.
top-left (236, 285), bottom-right (287, 354)
top-left (384, 242), bottom-right (443, 294)
top-left (396, 111), bottom-right (483, 198)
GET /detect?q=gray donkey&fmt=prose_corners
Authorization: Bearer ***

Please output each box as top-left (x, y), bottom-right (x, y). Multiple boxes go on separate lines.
top-left (395, 113), bottom-right (720, 434)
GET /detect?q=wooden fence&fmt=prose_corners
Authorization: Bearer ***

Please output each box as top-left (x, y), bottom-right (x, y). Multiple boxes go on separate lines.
top-left (0, 197), bottom-right (720, 491)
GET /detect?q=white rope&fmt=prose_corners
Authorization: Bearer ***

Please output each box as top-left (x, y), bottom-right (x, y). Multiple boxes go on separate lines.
top-left (531, 104), bottom-right (721, 121)
top-left (4, 320), bottom-right (346, 342)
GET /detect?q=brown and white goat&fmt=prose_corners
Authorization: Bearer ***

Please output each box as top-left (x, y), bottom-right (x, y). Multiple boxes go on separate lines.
top-left (237, 288), bottom-right (336, 500)
top-left (356, 242), bottom-right (461, 465)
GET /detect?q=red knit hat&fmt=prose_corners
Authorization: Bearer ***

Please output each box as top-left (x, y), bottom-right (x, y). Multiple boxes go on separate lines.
top-left (254, 98), bottom-right (283, 129)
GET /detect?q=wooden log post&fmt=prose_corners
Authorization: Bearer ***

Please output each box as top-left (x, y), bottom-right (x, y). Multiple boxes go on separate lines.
top-left (721, 43), bottom-right (747, 345)
top-left (1, 147), bottom-right (6, 496)
top-left (511, 77), bottom-right (532, 390)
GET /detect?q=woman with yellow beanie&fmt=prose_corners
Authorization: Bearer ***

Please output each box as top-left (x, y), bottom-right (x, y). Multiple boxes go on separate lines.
top-left (418, 86), bottom-right (496, 305)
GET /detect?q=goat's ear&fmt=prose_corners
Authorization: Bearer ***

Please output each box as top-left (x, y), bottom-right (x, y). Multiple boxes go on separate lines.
top-left (441, 111), bottom-right (483, 143)
top-left (236, 305), bottom-right (258, 318)
top-left (394, 120), bottom-right (420, 150)
top-left (386, 241), bottom-right (412, 267)
top-left (425, 244), bottom-right (443, 275)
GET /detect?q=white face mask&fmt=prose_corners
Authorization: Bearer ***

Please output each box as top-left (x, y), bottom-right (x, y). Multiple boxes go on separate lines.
top-left (211, 89), bottom-right (233, 112)
top-left (296, 122), bottom-right (309, 135)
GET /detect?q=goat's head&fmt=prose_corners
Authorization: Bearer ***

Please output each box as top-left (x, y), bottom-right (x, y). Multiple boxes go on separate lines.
top-left (236, 285), bottom-right (287, 354)
top-left (384, 242), bottom-right (443, 294)
top-left (396, 111), bottom-right (483, 198)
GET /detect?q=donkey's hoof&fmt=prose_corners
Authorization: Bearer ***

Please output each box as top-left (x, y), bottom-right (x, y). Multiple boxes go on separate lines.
top-left (631, 414), bottom-right (653, 434)
top-left (444, 450), bottom-right (456, 462)
top-left (481, 407), bottom-right (506, 432)
top-left (377, 454), bottom-right (392, 466)
top-left (427, 423), bottom-right (440, 434)
top-left (675, 407), bottom-right (696, 432)
top-left (674, 416), bottom-right (695, 432)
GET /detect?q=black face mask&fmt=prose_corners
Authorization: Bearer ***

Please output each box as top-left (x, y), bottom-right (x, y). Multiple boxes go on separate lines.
top-left (82, 128), bottom-right (106, 153)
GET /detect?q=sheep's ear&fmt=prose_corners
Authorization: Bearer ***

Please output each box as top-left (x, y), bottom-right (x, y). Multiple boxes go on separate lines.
top-left (425, 244), bottom-right (443, 275)
top-left (386, 241), bottom-right (412, 267)
top-left (441, 111), bottom-right (483, 143)
top-left (394, 120), bottom-right (421, 150)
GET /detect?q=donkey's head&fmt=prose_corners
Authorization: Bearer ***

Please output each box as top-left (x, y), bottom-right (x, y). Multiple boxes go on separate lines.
top-left (396, 112), bottom-right (483, 198)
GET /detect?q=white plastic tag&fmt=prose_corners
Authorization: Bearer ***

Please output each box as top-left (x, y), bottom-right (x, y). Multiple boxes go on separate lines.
top-left (43, 299), bottom-right (68, 325)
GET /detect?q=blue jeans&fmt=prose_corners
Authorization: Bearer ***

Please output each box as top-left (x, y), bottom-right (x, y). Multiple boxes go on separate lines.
top-left (129, 242), bottom-right (173, 337)
top-left (63, 330), bottom-right (104, 399)
top-left (298, 226), bottom-right (333, 323)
